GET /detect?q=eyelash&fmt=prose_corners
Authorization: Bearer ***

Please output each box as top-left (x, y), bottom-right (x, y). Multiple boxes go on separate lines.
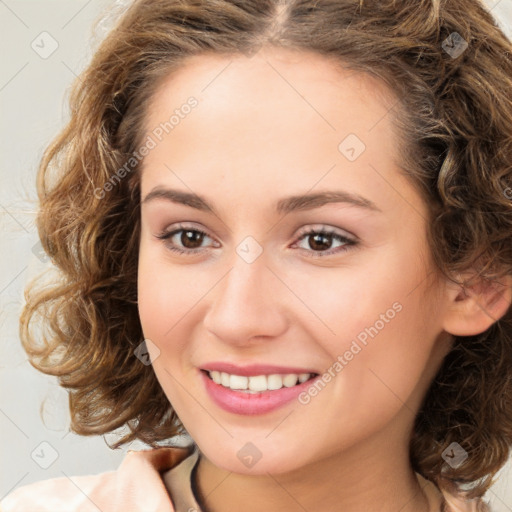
top-left (155, 223), bottom-right (357, 258)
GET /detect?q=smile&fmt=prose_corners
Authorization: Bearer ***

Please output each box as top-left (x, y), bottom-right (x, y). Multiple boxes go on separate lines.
top-left (199, 368), bottom-right (321, 415)
top-left (206, 370), bottom-right (315, 393)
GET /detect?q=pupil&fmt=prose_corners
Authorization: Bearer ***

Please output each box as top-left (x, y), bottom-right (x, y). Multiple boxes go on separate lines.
top-left (181, 230), bottom-right (203, 249)
top-left (310, 233), bottom-right (332, 251)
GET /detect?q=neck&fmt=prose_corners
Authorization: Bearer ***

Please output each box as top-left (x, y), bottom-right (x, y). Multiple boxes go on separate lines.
top-left (193, 408), bottom-right (441, 512)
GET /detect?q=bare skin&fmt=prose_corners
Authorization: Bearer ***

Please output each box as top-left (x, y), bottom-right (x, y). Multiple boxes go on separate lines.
top-left (137, 46), bottom-right (511, 512)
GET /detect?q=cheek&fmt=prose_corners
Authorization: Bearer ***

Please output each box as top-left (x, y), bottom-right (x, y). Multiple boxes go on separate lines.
top-left (137, 256), bottom-right (168, 339)
top-left (137, 243), bottom-right (201, 341)
top-left (285, 252), bottom-right (423, 351)
top-left (297, 252), bottom-right (437, 411)
top-left (137, 251), bottom-right (199, 408)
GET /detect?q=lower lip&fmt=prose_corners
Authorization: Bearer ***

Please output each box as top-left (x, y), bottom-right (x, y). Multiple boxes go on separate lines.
top-left (200, 370), bottom-right (320, 415)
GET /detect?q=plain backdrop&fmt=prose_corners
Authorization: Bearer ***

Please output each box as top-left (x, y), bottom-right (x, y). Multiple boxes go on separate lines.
top-left (1, 0), bottom-right (511, 509)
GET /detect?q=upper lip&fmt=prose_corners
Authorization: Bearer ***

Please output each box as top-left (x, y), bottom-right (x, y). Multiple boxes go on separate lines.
top-left (200, 362), bottom-right (319, 376)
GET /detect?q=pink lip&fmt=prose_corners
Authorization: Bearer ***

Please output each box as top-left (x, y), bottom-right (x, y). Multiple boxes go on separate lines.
top-left (199, 369), bottom-right (321, 415)
top-left (200, 362), bottom-right (318, 376)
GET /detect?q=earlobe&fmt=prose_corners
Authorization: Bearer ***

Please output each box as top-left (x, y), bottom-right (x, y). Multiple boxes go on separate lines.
top-left (442, 273), bottom-right (512, 336)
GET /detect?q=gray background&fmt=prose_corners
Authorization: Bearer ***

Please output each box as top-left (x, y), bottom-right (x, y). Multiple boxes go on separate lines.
top-left (1, 0), bottom-right (511, 508)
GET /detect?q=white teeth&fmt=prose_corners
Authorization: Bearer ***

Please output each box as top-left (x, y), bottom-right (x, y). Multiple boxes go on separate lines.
top-left (207, 371), bottom-right (314, 392)
top-left (282, 374), bottom-right (298, 387)
top-left (248, 375), bottom-right (267, 392)
top-left (267, 374), bottom-right (283, 390)
top-left (230, 374), bottom-right (249, 389)
top-left (221, 372), bottom-right (230, 387)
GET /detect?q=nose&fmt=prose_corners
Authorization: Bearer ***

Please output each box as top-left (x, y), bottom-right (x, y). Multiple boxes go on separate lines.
top-left (202, 250), bottom-right (289, 346)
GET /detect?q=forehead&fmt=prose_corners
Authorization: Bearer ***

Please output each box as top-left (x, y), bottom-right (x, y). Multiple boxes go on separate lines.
top-left (145, 47), bottom-right (397, 134)
top-left (138, 46), bottom-right (416, 221)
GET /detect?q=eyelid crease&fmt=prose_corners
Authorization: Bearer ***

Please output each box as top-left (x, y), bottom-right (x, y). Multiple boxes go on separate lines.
top-left (294, 223), bottom-right (357, 241)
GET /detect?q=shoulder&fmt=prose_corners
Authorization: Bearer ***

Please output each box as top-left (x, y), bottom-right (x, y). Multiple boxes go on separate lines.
top-left (416, 473), bottom-right (492, 512)
top-left (0, 445), bottom-right (193, 512)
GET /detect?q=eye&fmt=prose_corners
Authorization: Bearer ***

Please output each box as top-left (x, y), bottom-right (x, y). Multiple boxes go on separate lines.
top-left (155, 223), bottom-right (357, 258)
top-left (291, 225), bottom-right (357, 258)
top-left (155, 223), bottom-right (218, 255)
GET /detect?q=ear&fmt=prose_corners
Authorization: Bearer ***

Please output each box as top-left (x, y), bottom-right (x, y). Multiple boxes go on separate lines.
top-left (441, 272), bottom-right (512, 336)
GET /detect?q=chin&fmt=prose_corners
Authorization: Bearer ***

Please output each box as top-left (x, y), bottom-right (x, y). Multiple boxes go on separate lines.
top-left (197, 438), bottom-right (314, 476)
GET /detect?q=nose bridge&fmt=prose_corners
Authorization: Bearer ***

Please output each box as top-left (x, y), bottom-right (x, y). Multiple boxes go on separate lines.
top-left (202, 243), bottom-right (288, 343)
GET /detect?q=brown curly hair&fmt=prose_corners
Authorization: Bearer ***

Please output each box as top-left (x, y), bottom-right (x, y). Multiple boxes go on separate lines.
top-left (21, 0), bottom-right (512, 501)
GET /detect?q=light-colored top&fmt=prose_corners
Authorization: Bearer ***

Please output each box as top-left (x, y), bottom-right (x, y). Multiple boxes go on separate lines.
top-left (0, 445), bottom-right (490, 511)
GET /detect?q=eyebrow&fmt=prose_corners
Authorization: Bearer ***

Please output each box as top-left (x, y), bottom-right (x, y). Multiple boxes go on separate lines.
top-left (141, 187), bottom-right (381, 215)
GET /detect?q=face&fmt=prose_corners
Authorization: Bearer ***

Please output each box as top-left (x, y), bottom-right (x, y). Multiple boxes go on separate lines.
top-left (137, 47), bottom-right (452, 475)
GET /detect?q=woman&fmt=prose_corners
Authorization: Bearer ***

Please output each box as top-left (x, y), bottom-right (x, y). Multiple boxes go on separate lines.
top-left (2, 0), bottom-right (512, 510)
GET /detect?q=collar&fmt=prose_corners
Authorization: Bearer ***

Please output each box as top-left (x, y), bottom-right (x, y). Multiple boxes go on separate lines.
top-left (162, 445), bottom-right (202, 512)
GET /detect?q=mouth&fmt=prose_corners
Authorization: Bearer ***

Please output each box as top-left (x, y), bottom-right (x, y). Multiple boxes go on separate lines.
top-left (198, 362), bottom-right (322, 415)
top-left (201, 369), bottom-right (320, 394)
